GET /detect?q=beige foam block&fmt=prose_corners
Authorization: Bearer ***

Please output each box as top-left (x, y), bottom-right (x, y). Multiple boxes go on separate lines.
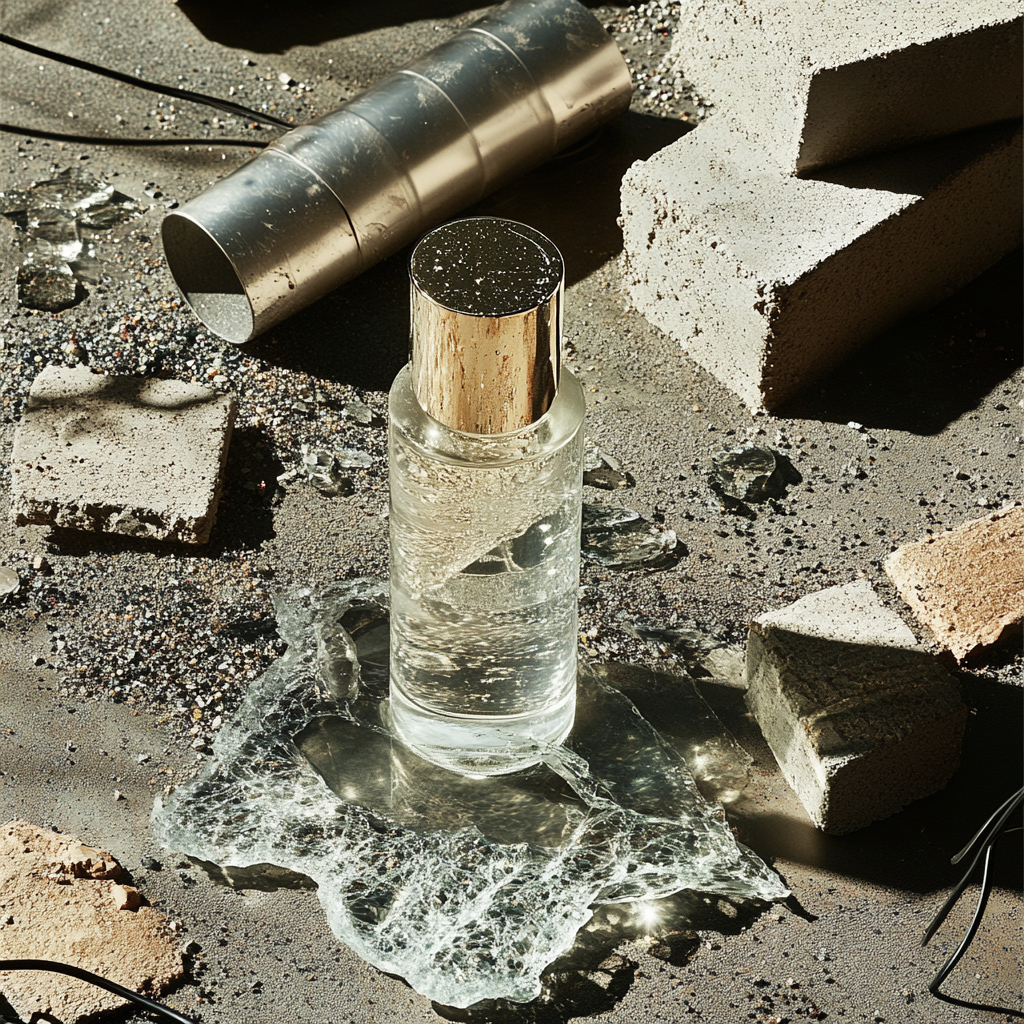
top-left (10, 364), bottom-right (236, 545)
top-left (620, 117), bottom-right (1022, 409)
top-left (745, 581), bottom-right (966, 834)
top-left (885, 504), bottom-right (1024, 663)
top-left (0, 820), bottom-right (184, 1022)
top-left (668, 0), bottom-right (1022, 174)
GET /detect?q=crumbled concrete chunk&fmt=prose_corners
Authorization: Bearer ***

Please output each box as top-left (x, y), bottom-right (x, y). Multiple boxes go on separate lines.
top-left (667, 0), bottom-right (1022, 174)
top-left (745, 581), bottom-right (966, 834)
top-left (620, 117), bottom-right (1022, 410)
top-left (0, 821), bottom-right (184, 1023)
top-left (10, 364), bottom-right (236, 544)
top-left (885, 505), bottom-right (1024, 663)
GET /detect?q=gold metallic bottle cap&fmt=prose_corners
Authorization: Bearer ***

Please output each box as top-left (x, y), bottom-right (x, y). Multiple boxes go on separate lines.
top-left (409, 217), bottom-right (564, 435)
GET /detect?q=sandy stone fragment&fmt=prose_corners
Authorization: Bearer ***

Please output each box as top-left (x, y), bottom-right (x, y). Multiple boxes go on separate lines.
top-left (885, 504), bottom-right (1024, 663)
top-left (0, 820), bottom-right (185, 1023)
top-left (9, 363), bottom-right (236, 545)
top-left (110, 882), bottom-right (142, 910)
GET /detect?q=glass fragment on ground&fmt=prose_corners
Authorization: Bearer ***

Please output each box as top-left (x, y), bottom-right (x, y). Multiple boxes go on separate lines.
top-left (583, 444), bottom-right (634, 490)
top-left (153, 580), bottom-right (788, 1009)
top-left (0, 567), bottom-right (21, 596)
top-left (620, 619), bottom-right (728, 674)
top-left (0, 168), bottom-right (140, 311)
top-left (278, 444), bottom-right (374, 495)
top-left (581, 502), bottom-right (678, 568)
top-left (709, 445), bottom-right (802, 515)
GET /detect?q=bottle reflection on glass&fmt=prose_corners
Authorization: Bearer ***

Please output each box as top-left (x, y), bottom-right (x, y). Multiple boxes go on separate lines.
top-left (387, 217), bottom-right (585, 777)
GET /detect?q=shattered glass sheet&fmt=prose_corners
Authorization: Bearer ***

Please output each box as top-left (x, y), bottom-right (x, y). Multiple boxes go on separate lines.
top-left (153, 581), bottom-right (787, 1009)
top-left (0, 168), bottom-right (140, 311)
top-left (581, 502), bottom-right (678, 568)
top-left (709, 445), bottom-right (802, 516)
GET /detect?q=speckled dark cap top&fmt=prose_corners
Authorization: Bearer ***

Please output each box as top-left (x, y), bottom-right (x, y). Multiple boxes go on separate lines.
top-left (409, 217), bottom-right (564, 435)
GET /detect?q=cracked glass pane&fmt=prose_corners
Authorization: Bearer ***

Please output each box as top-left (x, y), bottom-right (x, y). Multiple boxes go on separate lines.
top-left (581, 503), bottom-right (678, 568)
top-left (153, 581), bottom-right (787, 1009)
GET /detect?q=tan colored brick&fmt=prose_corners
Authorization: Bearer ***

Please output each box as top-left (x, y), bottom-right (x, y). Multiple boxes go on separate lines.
top-left (885, 504), bottom-right (1024, 663)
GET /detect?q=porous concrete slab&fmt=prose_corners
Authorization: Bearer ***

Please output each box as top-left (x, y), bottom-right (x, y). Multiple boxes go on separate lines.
top-left (10, 364), bottom-right (235, 545)
top-left (620, 117), bottom-right (1022, 410)
top-left (745, 581), bottom-right (966, 834)
top-left (885, 504), bottom-right (1024, 663)
top-left (0, 820), bottom-right (184, 1023)
top-left (667, 0), bottom-right (1022, 175)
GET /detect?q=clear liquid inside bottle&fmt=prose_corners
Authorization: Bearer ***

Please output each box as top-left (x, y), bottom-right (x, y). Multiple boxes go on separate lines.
top-left (388, 363), bottom-right (585, 776)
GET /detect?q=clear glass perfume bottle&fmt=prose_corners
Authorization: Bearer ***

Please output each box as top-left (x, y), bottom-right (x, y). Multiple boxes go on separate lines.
top-left (388, 217), bottom-right (585, 776)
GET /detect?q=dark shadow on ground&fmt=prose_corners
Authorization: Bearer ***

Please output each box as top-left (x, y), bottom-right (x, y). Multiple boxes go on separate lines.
top-left (723, 672), bottom-right (1024, 896)
top-left (777, 248), bottom-right (1023, 435)
top-left (175, 1), bottom-right (610, 52)
top-left (206, 425), bottom-right (282, 551)
top-left (240, 112), bottom-right (693, 392)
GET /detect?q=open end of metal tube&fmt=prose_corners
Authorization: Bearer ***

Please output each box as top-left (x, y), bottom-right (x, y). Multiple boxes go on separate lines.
top-left (161, 213), bottom-right (254, 344)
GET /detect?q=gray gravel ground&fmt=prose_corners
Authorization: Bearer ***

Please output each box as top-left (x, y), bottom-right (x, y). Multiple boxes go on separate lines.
top-left (0, 2), bottom-right (1021, 1022)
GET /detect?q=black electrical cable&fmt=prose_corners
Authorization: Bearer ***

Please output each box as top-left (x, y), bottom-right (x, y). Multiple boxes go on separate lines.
top-left (920, 785), bottom-right (1024, 1019)
top-left (0, 32), bottom-right (294, 129)
top-left (0, 959), bottom-right (196, 1023)
top-left (0, 122), bottom-right (270, 147)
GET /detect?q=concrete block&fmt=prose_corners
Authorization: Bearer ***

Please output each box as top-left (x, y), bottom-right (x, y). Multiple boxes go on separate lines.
top-left (885, 504), bottom-right (1024, 663)
top-left (620, 117), bottom-right (1022, 409)
top-left (745, 580), bottom-right (966, 834)
top-left (10, 364), bottom-right (236, 545)
top-left (667, 0), bottom-right (1022, 174)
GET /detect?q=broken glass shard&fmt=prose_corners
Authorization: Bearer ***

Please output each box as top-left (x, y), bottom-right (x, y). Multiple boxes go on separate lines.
top-left (622, 621), bottom-right (727, 675)
top-left (296, 444), bottom-right (372, 495)
top-left (344, 401), bottom-right (374, 425)
top-left (0, 168), bottom-right (139, 310)
top-left (583, 464), bottom-right (634, 490)
top-left (583, 444), bottom-right (634, 490)
top-left (581, 503), bottom-right (677, 568)
top-left (153, 580), bottom-right (787, 1009)
top-left (335, 448), bottom-right (373, 469)
top-left (16, 260), bottom-right (79, 313)
top-left (587, 660), bottom-right (753, 811)
top-left (710, 446), bottom-right (801, 515)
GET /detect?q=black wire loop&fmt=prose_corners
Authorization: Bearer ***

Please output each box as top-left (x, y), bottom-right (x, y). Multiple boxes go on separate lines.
top-left (921, 785), bottom-right (1024, 1019)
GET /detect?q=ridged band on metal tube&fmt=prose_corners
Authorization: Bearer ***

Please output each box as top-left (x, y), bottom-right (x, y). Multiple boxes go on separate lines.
top-left (160, 0), bottom-right (631, 344)
top-left (409, 218), bottom-right (563, 436)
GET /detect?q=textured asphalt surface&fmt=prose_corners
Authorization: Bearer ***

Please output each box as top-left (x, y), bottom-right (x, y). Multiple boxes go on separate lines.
top-left (0, 2), bottom-right (1021, 1022)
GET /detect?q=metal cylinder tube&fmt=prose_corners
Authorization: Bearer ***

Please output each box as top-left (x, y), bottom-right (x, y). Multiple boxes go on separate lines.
top-left (161, 0), bottom-right (631, 344)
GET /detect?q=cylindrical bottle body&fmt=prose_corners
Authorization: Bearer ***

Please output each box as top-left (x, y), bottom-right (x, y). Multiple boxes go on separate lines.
top-left (388, 363), bottom-right (585, 775)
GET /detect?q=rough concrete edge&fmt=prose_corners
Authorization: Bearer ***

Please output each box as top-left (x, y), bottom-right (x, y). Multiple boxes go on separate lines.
top-left (8, 393), bottom-right (237, 546)
top-left (666, 2), bottom-right (1023, 175)
top-left (620, 120), bottom-right (1022, 410)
